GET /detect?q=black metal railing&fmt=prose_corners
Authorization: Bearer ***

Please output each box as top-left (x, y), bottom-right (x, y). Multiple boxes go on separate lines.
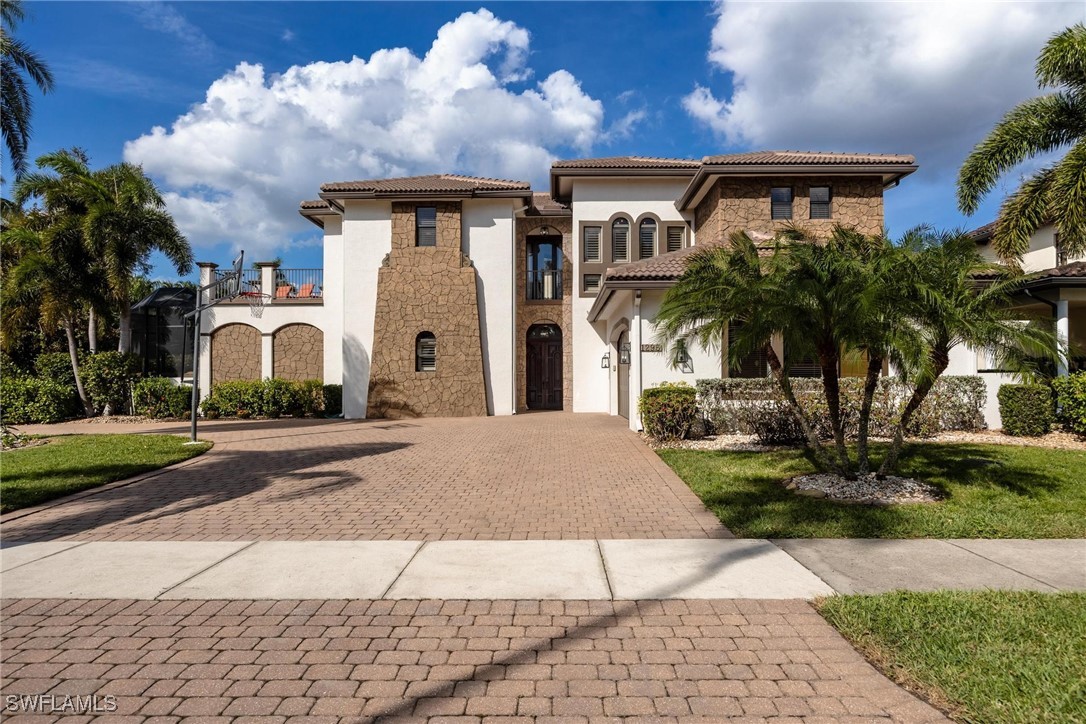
top-left (270, 268), bottom-right (323, 299)
top-left (527, 269), bottom-right (562, 300)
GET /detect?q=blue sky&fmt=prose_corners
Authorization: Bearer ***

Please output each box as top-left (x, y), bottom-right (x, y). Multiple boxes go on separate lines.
top-left (8, 1), bottom-right (1083, 281)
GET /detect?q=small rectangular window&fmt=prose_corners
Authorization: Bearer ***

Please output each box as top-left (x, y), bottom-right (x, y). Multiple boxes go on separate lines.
top-left (809, 186), bottom-right (832, 219)
top-left (666, 226), bottom-right (684, 253)
top-left (416, 206), bottom-right (437, 246)
top-left (771, 187), bottom-right (793, 220)
top-left (583, 226), bottom-right (601, 262)
top-left (583, 274), bottom-right (602, 293)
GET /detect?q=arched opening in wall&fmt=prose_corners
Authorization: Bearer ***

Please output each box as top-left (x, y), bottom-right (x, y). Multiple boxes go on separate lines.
top-left (272, 324), bottom-right (324, 381)
top-left (210, 323), bottom-right (261, 385)
top-left (616, 329), bottom-right (630, 419)
top-left (526, 323), bottom-right (562, 410)
top-left (526, 231), bottom-right (563, 300)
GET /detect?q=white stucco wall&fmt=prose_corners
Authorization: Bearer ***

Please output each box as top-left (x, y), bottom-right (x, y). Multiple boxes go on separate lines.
top-left (340, 200), bottom-right (392, 419)
top-left (462, 199), bottom-right (516, 416)
top-left (978, 224), bottom-right (1085, 271)
top-left (569, 178), bottom-right (694, 413)
top-left (321, 216), bottom-right (344, 387)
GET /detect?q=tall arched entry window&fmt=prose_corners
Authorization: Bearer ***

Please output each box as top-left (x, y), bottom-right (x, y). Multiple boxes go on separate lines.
top-left (526, 323), bottom-right (562, 409)
top-left (527, 233), bottom-right (563, 300)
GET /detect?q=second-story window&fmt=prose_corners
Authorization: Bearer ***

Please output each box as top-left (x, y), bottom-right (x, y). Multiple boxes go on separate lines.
top-left (639, 219), bottom-right (657, 259)
top-left (810, 186), bottom-right (832, 219)
top-left (771, 187), bottom-right (793, 220)
top-left (416, 206), bottom-right (437, 246)
top-left (583, 226), bottom-right (601, 262)
top-left (666, 226), bottom-right (684, 253)
top-left (612, 218), bottom-right (630, 262)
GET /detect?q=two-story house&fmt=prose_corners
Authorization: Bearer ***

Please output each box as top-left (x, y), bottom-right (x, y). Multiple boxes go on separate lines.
top-left (195, 150), bottom-right (918, 429)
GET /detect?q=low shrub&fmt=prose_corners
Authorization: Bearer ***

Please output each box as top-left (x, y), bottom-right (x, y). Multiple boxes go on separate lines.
top-left (81, 352), bottom-right (140, 415)
top-left (696, 376), bottom-right (987, 444)
top-left (322, 384), bottom-right (343, 416)
top-left (639, 382), bottom-right (699, 441)
top-left (298, 379), bottom-right (325, 416)
top-left (202, 378), bottom-right (330, 419)
top-left (133, 377), bottom-right (192, 419)
top-left (260, 378), bottom-right (303, 418)
top-left (34, 351), bottom-right (78, 390)
top-left (203, 380), bottom-right (262, 418)
top-left (1052, 372), bottom-right (1086, 435)
top-left (0, 377), bottom-right (79, 424)
top-left (998, 384), bottom-right (1054, 437)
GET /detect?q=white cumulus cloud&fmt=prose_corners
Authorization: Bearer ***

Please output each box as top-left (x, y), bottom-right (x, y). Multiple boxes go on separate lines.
top-left (684, 1), bottom-right (1083, 175)
top-left (124, 9), bottom-right (610, 256)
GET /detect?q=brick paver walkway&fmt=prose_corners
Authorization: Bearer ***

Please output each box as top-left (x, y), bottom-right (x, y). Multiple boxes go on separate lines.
top-left (2, 414), bottom-right (725, 543)
top-left (0, 598), bottom-right (946, 723)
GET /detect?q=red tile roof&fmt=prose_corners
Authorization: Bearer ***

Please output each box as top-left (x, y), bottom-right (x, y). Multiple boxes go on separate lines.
top-left (320, 174), bottom-right (530, 194)
top-left (529, 192), bottom-right (570, 215)
top-left (299, 199), bottom-right (331, 210)
top-left (551, 156), bottom-right (701, 170)
top-left (605, 242), bottom-right (727, 282)
top-left (701, 150), bottom-right (916, 165)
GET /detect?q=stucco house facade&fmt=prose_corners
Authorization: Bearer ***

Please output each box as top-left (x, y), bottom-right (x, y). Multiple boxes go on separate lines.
top-left (195, 150), bottom-right (921, 429)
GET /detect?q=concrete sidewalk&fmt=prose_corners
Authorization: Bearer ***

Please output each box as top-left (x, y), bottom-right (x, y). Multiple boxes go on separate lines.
top-left (2, 538), bottom-right (1082, 600)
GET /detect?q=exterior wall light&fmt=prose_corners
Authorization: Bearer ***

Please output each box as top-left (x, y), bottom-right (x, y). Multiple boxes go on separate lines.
top-left (678, 349), bottom-right (694, 374)
top-left (619, 342), bottom-right (631, 365)
top-left (601, 352), bottom-right (610, 369)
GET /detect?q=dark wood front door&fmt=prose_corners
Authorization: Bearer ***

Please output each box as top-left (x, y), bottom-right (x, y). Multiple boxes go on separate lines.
top-left (526, 324), bottom-right (563, 410)
top-left (617, 330), bottom-right (630, 419)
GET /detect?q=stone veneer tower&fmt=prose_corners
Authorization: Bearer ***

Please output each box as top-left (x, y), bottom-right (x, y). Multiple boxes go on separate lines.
top-left (367, 201), bottom-right (488, 418)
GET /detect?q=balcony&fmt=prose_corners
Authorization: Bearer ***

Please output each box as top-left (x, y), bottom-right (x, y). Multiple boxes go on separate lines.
top-left (216, 265), bottom-right (324, 304)
top-left (527, 269), bottom-right (562, 301)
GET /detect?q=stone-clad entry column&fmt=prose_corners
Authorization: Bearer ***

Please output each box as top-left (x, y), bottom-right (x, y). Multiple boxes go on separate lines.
top-left (367, 201), bottom-right (487, 417)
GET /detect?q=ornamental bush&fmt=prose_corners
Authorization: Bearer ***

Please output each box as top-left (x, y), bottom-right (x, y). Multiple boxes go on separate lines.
top-left (202, 378), bottom-right (330, 419)
top-left (322, 384), bottom-right (343, 416)
top-left (997, 384), bottom-right (1054, 437)
top-left (696, 376), bottom-right (987, 444)
top-left (203, 380), bottom-right (262, 418)
top-left (0, 377), bottom-right (79, 423)
top-left (133, 377), bottom-right (192, 419)
top-left (1052, 372), bottom-right (1086, 435)
top-left (260, 378), bottom-right (303, 418)
top-left (34, 352), bottom-right (78, 390)
top-left (81, 352), bottom-right (140, 415)
top-left (639, 382), bottom-right (699, 441)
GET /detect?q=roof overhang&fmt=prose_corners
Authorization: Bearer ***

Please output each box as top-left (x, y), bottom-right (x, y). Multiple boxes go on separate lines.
top-left (675, 163), bottom-right (919, 211)
top-left (318, 189), bottom-right (532, 203)
top-left (550, 167), bottom-right (699, 205)
top-left (298, 206), bottom-right (338, 228)
top-left (587, 279), bottom-right (676, 322)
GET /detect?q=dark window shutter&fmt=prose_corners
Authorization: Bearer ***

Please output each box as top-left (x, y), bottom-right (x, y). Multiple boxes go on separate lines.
top-left (809, 186), bottom-right (832, 220)
top-left (612, 219), bottom-right (630, 262)
top-left (416, 332), bottom-right (437, 371)
top-left (416, 206), bottom-right (437, 247)
top-left (639, 219), bottom-right (656, 259)
top-left (583, 274), bottom-right (602, 292)
top-left (583, 226), bottom-right (601, 262)
top-left (666, 226), bottom-right (684, 253)
top-left (770, 187), bottom-right (793, 220)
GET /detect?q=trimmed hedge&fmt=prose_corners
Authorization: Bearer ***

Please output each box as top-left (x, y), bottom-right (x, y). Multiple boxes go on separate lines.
top-left (639, 382), bottom-right (699, 441)
top-left (34, 352), bottom-right (78, 390)
top-left (696, 376), bottom-right (987, 444)
top-left (202, 378), bottom-right (332, 419)
top-left (133, 377), bottom-right (192, 419)
top-left (322, 384), bottom-right (343, 416)
top-left (0, 377), bottom-right (79, 424)
top-left (81, 352), bottom-right (140, 415)
top-left (1052, 372), bottom-right (1086, 435)
top-left (998, 384), bottom-right (1054, 437)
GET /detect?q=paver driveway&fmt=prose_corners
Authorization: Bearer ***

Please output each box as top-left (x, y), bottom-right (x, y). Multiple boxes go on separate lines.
top-left (2, 413), bottom-right (726, 543)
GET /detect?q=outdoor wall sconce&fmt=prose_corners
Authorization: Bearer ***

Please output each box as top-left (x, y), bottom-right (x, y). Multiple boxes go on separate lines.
top-left (619, 342), bottom-right (632, 365)
top-left (538, 225), bottom-right (552, 236)
top-left (678, 349), bottom-right (694, 374)
top-left (600, 352), bottom-right (610, 368)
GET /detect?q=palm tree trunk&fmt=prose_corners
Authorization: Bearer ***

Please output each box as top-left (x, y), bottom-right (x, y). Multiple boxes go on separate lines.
top-left (878, 347), bottom-right (950, 477)
top-left (818, 346), bottom-right (853, 477)
top-left (856, 354), bottom-right (884, 474)
top-left (64, 321), bottom-right (94, 417)
top-left (765, 343), bottom-right (841, 474)
top-left (87, 307), bottom-right (98, 354)
top-left (117, 301), bottom-right (132, 354)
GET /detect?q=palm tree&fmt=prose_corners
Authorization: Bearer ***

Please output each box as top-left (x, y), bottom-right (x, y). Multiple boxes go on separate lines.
top-left (957, 23), bottom-right (1086, 261)
top-left (16, 151), bottom-right (193, 353)
top-left (876, 229), bottom-right (1058, 475)
top-left (1, 0), bottom-right (54, 176)
top-left (1, 210), bottom-right (95, 416)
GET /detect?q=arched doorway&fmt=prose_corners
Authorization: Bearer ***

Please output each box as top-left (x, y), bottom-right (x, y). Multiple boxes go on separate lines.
top-left (617, 329), bottom-right (630, 419)
top-left (526, 323), bottom-right (562, 410)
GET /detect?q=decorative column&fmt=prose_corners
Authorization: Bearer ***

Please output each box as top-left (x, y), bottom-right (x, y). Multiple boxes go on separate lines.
top-left (256, 261), bottom-right (278, 300)
top-left (1056, 298), bottom-right (1070, 378)
top-left (631, 291), bottom-right (643, 431)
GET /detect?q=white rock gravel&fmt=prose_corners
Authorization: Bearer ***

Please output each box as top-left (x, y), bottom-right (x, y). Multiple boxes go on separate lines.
top-left (787, 473), bottom-right (942, 506)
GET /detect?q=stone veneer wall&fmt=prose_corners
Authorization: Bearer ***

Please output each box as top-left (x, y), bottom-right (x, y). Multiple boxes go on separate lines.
top-left (515, 216), bottom-right (573, 412)
top-left (695, 176), bottom-right (885, 241)
top-left (211, 323), bottom-right (261, 384)
top-left (367, 201), bottom-right (488, 418)
top-left (272, 324), bottom-right (324, 381)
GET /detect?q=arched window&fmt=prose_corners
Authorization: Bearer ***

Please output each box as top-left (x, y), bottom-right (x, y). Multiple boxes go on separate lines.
top-left (612, 218), bottom-right (630, 262)
top-left (639, 219), bottom-right (657, 259)
top-left (415, 332), bottom-right (436, 372)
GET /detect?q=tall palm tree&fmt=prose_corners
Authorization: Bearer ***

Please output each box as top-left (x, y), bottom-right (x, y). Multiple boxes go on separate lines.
top-left (958, 23), bottom-right (1086, 261)
top-left (16, 151), bottom-right (193, 353)
top-left (1, 0), bottom-right (53, 176)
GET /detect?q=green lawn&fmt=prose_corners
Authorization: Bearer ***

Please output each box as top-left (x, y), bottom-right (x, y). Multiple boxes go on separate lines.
top-left (818, 591), bottom-right (1086, 723)
top-left (0, 434), bottom-right (211, 513)
top-left (658, 442), bottom-right (1086, 538)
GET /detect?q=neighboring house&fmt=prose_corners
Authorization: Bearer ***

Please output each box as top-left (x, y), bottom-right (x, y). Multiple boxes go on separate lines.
top-left (947, 222), bottom-right (1086, 427)
top-left (195, 150), bottom-right (918, 429)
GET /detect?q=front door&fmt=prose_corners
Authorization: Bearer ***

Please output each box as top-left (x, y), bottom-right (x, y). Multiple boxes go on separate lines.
top-left (526, 324), bottom-right (563, 410)
top-left (617, 330), bottom-right (630, 419)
